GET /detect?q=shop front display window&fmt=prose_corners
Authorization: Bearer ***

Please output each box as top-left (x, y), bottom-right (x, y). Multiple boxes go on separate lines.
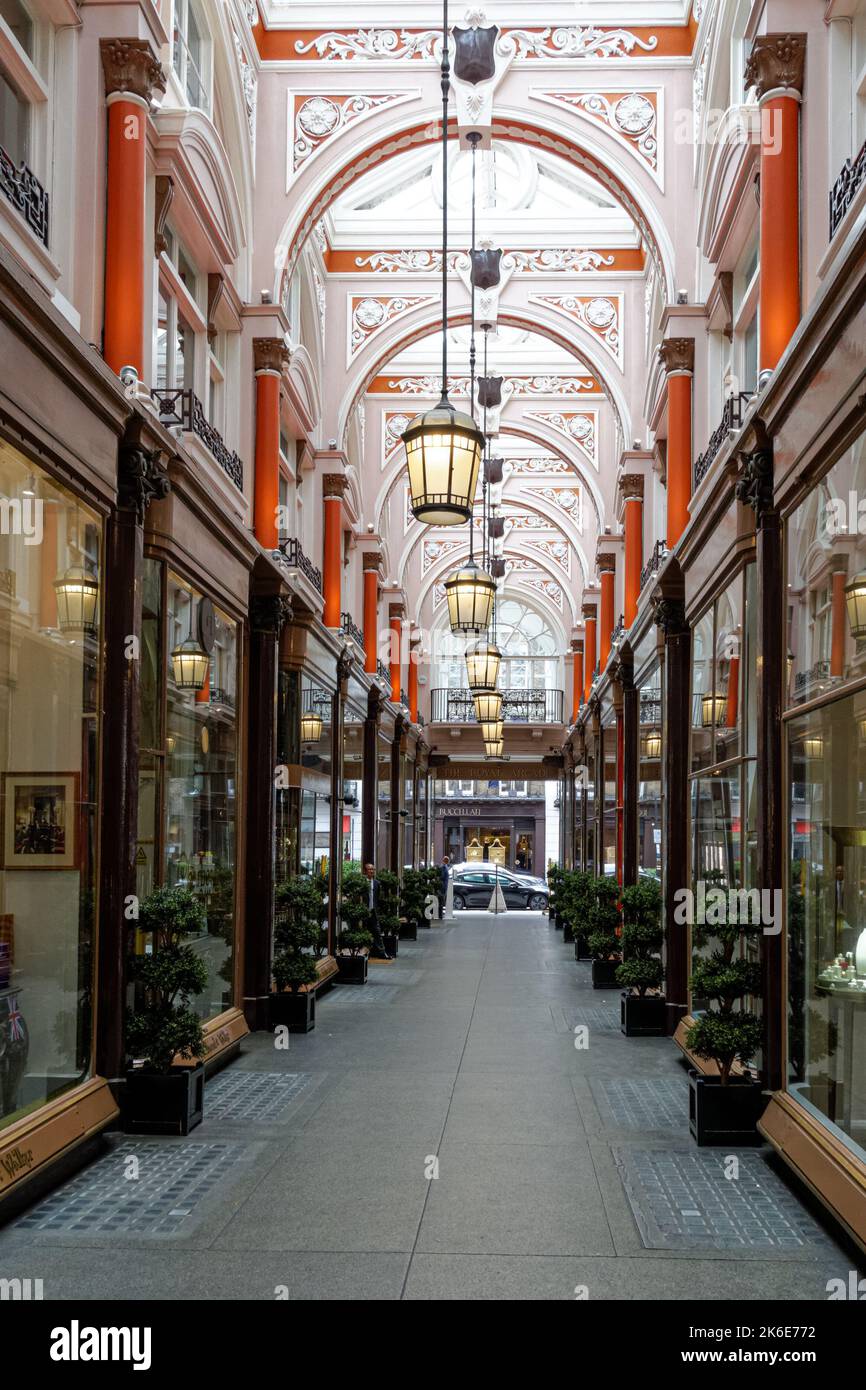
top-left (0, 441), bottom-right (102, 1132)
top-left (602, 720), bottom-right (617, 873)
top-left (377, 732), bottom-right (391, 868)
top-left (638, 667), bottom-right (663, 878)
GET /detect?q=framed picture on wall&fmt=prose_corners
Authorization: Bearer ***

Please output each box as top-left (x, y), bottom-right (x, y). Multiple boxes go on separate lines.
top-left (1, 774), bottom-right (80, 870)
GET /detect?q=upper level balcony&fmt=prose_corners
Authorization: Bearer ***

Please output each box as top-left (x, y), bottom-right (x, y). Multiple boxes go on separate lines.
top-left (152, 387), bottom-right (243, 491)
top-left (830, 137), bottom-right (866, 242)
top-left (0, 143), bottom-right (49, 249)
top-left (430, 687), bottom-right (564, 725)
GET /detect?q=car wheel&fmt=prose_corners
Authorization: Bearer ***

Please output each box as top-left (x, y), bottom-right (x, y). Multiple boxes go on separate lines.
top-left (452, 893), bottom-right (465, 910)
top-left (528, 893), bottom-right (546, 911)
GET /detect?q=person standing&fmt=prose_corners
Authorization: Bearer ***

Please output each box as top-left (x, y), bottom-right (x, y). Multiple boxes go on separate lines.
top-left (363, 862), bottom-right (392, 960)
top-left (438, 855), bottom-right (450, 918)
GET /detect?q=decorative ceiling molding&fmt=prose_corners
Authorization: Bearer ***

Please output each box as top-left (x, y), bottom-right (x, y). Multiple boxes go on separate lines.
top-left (532, 89), bottom-right (662, 187)
top-left (345, 246), bottom-right (625, 275)
top-left (531, 486), bottom-right (584, 530)
top-left (289, 90), bottom-right (418, 181)
top-left (276, 25), bottom-right (686, 64)
top-left (381, 409), bottom-right (413, 467)
top-left (501, 247), bottom-right (616, 274)
top-left (529, 292), bottom-right (623, 369)
top-left (422, 537), bottom-right (463, 573)
top-left (347, 293), bottom-right (438, 364)
top-left (524, 409), bottom-right (599, 468)
top-left (503, 455), bottom-right (571, 475)
top-left (523, 536), bottom-right (572, 577)
top-left (376, 373), bottom-right (599, 397)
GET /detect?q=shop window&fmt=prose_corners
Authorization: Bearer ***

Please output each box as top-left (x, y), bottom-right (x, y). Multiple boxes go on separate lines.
top-left (172, 0), bottom-right (211, 114)
top-left (0, 440), bottom-right (103, 1133)
top-left (207, 330), bottom-right (225, 433)
top-left (156, 287), bottom-right (196, 392)
top-left (376, 732), bottom-right (391, 868)
top-left (0, 0), bottom-right (35, 166)
top-left (639, 668), bottom-right (663, 878)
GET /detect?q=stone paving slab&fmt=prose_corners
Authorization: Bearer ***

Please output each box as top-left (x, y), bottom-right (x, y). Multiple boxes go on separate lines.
top-left (591, 1078), bottom-right (689, 1130)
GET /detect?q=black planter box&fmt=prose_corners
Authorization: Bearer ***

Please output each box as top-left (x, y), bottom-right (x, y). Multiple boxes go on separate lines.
top-left (123, 1063), bottom-right (204, 1136)
top-left (383, 932), bottom-right (399, 957)
top-left (574, 933), bottom-right (592, 961)
top-left (337, 954), bottom-right (368, 984)
top-left (562, 919), bottom-right (574, 943)
top-left (554, 912), bottom-right (563, 931)
top-left (399, 918), bottom-right (418, 940)
top-left (592, 958), bottom-right (621, 989)
top-left (270, 989), bottom-right (316, 1033)
top-left (688, 1070), bottom-right (767, 1146)
top-left (620, 991), bottom-right (667, 1037)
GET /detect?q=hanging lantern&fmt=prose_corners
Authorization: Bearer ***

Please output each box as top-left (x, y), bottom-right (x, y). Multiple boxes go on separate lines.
top-left (474, 690), bottom-right (502, 722)
top-left (171, 637), bottom-right (210, 691)
top-left (477, 376), bottom-right (503, 410)
top-left (466, 639), bottom-right (501, 692)
top-left (845, 573), bottom-right (866, 638)
top-left (642, 730), bottom-right (662, 760)
top-left (479, 718), bottom-right (504, 743)
top-left (470, 246), bottom-right (502, 290)
top-left (300, 711), bottom-right (324, 744)
top-left (165, 734), bottom-right (176, 756)
top-left (445, 559), bottom-right (496, 634)
top-left (484, 736), bottom-right (504, 758)
top-left (700, 693), bottom-right (727, 728)
top-left (452, 23), bottom-right (498, 85)
top-left (484, 456), bottom-right (504, 485)
top-left (403, 400), bottom-right (484, 526)
top-left (54, 565), bottom-right (99, 634)
top-left (803, 734), bottom-right (825, 759)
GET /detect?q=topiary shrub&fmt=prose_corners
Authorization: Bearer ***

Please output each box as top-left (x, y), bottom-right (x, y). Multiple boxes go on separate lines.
top-left (400, 867), bottom-right (429, 926)
top-left (616, 879), bottom-right (664, 996)
top-left (686, 890), bottom-right (763, 1085)
top-left (587, 875), bottom-right (622, 961)
top-left (272, 877), bottom-right (324, 994)
top-left (376, 868), bottom-right (401, 937)
top-left (339, 867), bottom-right (374, 955)
top-left (127, 886), bottom-right (208, 1074)
top-left (559, 869), bottom-right (595, 937)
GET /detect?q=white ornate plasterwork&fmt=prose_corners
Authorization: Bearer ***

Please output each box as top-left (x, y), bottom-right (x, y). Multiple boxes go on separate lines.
top-left (313, 219), bottom-right (328, 254)
top-left (294, 29), bottom-right (442, 61)
top-left (693, 45), bottom-right (707, 152)
top-left (348, 294), bottom-right (437, 363)
top-left (504, 456), bottom-right (570, 475)
top-left (497, 26), bottom-right (658, 60)
top-left (313, 267), bottom-right (326, 342)
top-left (502, 248), bottom-right (615, 274)
top-left (532, 90), bottom-right (661, 185)
top-left (293, 25), bottom-right (658, 63)
top-left (232, 29), bottom-right (257, 145)
top-left (525, 410), bottom-right (598, 467)
top-left (530, 293), bottom-right (623, 369)
top-left (423, 538), bottom-right (463, 573)
top-left (433, 581), bottom-right (447, 609)
top-left (244, 1), bottom-right (259, 27)
top-left (524, 575), bottom-right (564, 610)
top-left (534, 487), bottom-right (584, 531)
top-left (382, 410), bottom-right (413, 467)
top-left (291, 91), bottom-right (417, 175)
top-left (382, 374), bottom-right (596, 397)
top-left (524, 537), bottom-right (572, 576)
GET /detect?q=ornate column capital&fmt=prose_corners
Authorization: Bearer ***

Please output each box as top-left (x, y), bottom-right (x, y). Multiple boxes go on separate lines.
top-left (571, 639), bottom-right (584, 654)
top-left (389, 602), bottom-right (405, 623)
top-left (362, 552), bottom-right (381, 574)
top-left (620, 473), bottom-right (645, 502)
top-left (250, 594), bottom-right (293, 635)
top-left (735, 443), bottom-right (775, 522)
top-left (118, 426), bottom-right (170, 523)
top-left (100, 39), bottom-right (166, 105)
top-left (582, 603), bottom-right (597, 620)
top-left (659, 337), bottom-right (695, 377)
top-left (253, 337), bottom-right (290, 375)
top-left (323, 473), bottom-right (348, 500)
top-left (597, 552), bottom-right (616, 574)
top-left (652, 594), bottom-right (688, 636)
top-left (744, 33), bottom-right (806, 102)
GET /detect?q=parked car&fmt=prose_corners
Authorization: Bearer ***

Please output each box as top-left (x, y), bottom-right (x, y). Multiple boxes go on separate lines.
top-left (451, 868), bottom-right (548, 911)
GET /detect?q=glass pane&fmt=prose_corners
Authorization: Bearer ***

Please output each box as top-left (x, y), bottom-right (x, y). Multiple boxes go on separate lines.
top-left (155, 291), bottom-right (170, 391)
top-left (714, 578), bottom-right (742, 764)
top-left (377, 733), bottom-right (391, 869)
top-left (0, 441), bottom-right (102, 1132)
top-left (691, 610), bottom-right (715, 772)
top-left (0, 69), bottom-right (28, 166)
top-left (0, 0), bottom-right (33, 55)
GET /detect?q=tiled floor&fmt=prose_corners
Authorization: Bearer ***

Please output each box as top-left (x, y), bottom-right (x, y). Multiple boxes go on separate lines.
top-left (0, 912), bottom-right (860, 1299)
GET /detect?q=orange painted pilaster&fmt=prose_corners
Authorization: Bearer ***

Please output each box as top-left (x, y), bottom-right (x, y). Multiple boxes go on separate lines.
top-left (571, 642), bottom-right (584, 723)
top-left (253, 346), bottom-right (284, 550)
top-left (744, 36), bottom-right (806, 374)
top-left (322, 475), bottom-right (346, 629)
top-left (830, 568), bottom-right (847, 678)
top-left (408, 640), bottom-right (420, 723)
top-left (659, 338), bottom-right (694, 550)
top-left (621, 475), bottom-right (644, 627)
top-left (100, 42), bottom-right (165, 377)
top-left (362, 556), bottom-right (379, 675)
top-left (598, 557), bottom-right (616, 669)
top-left (389, 604), bottom-right (403, 705)
top-left (725, 655), bottom-right (740, 728)
top-left (582, 605), bottom-right (597, 703)
top-left (40, 507), bottom-right (58, 628)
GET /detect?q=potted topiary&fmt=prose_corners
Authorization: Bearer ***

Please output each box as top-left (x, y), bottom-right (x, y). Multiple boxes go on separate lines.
top-left (617, 879), bottom-right (665, 1035)
top-left (376, 868), bottom-right (401, 956)
top-left (270, 876), bottom-right (324, 1032)
top-left (399, 867), bottom-right (428, 939)
top-left (124, 886), bottom-right (208, 1135)
top-left (561, 870), bottom-right (594, 960)
top-left (337, 867), bottom-right (373, 983)
top-left (547, 864), bottom-right (563, 928)
top-left (686, 898), bottom-right (765, 1145)
top-left (588, 875), bottom-right (622, 988)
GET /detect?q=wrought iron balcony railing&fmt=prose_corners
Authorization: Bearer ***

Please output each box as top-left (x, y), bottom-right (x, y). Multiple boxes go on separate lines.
top-left (610, 615), bottom-right (626, 648)
top-left (830, 138), bottom-right (866, 241)
top-left (430, 687), bottom-right (564, 723)
top-left (0, 143), bottom-right (49, 247)
top-left (279, 537), bottom-right (323, 594)
top-left (377, 658), bottom-right (391, 684)
top-left (341, 611), bottom-right (364, 649)
top-left (793, 658), bottom-right (832, 694)
top-left (694, 392), bottom-right (750, 489)
top-left (152, 387), bottom-right (243, 490)
top-left (639, 538), bottom-right (667, 591)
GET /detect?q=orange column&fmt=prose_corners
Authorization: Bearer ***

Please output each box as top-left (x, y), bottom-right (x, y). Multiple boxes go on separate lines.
top-left (253, 339), bottom-right (287, 550)
top-left (389, 604), bottom-right (404, 705)
top-left (660, 338), bottom-right (694, 549)
top-left (830, 568), bottom-right (847, 678)
top-left (726, 655), bottom-right (740, 728)
top-left (362, 556), bottom-right (379, 675)
top-left (745, 35), bottom-right (806, 374)
top-left (40, 507), bottom-right (58, 628)
top-left (408, 638), bottom-right (420, 723)
top-left (621, 476), bottom-right (644, 628)
top-left (322, 475), bottom-right (345, 629)
top-left (571, 641), bottom-right (584, 723)
top-left (598, 557), bottom-right (616, 670)
top-left (582, 605), bottom-right (597, 703)
top-left (100, 41), bottom-right (165, 377)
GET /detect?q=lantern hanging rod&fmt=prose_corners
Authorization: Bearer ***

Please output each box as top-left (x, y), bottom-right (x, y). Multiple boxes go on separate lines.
top-left (439, 0), bottom-right (450, 399)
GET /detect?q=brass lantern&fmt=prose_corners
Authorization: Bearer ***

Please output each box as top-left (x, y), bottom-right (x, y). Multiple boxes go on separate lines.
top-left (54, 565), bottom-right (99, 634)
top-left (845, 572), bottom-right (866, 639)
top-left (171, 638), bottom-right (210, 691)
top-left (444, 559), bottom-right (496, 634)
top-left (300, 711), bottom-right (323, 744)
top-left (466, 639), bottom-right (501, 693)
top-left (403, 396), bottom-right (484, 526)
top-left (803, 734), bottom-right (825, 759)
top-left (484, 736), bottom-right (504, 758)
top-left (474, 690), bottom-right (502, 723)
top-left (642, 730), bottom-right (662, 760)
top-left (479, 718), bottom-right (504, 744)
top-left (700, 693), bottom-right (727, 728)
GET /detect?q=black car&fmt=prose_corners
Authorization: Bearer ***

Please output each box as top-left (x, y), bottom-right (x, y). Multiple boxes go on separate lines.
top-left (451, 868), bottom-right (548, 911)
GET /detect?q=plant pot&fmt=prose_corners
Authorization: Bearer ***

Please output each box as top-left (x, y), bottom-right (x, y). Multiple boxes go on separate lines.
top-left (337, 954), bottom-right (368, 984)
top-left (621, 991), bottom-right (667, 1037)
top-left (123, 1063), bottom-right (204, 1136)
top-left (574, 933), bottom-right (592, 961)
top-left (554, 912), bottom-right (563, 930)
top-left (399, 918), bottom-right (418, 941)
top-left (270, 989), bottom-right (316, 1033)
top-left (688, 1070), bottom-right (768, 1147)
top-left (591, 958), bottom-right (621, 989)
top-left (383, 932), bottom-right (399, 957)
top-left (562, 919), bottom-right (574, 943)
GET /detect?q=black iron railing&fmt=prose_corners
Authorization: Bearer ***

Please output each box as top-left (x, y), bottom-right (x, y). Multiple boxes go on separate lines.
top-left (639, 692), bottom-right (662, 724)
top-left (400, 687), bottom-right (409, 708)
top-left (209, 687), bottom-right (235, 708)
top-left (430, 687), bottom-right (565, 723)
top-left (152, 387), bottom-right (244, 490)
top-left (0, 143), bottom-right (49, 247)
top-left (639, 538), bottom-right (667, 591)
top-left (794, 658), bottom-right (831, 694)
top-left (694, 392), bottom-right (750, 489)
top-left (611, 615), bottom-right (625, 648)
top-left (830, 138), bottom-right (866, 240)
top-left (341, 611), bottom-right (364, 648)
top-left (377, 658), bottom-right (391, 683)
top-left (279, 537), bottom-right (323, 594)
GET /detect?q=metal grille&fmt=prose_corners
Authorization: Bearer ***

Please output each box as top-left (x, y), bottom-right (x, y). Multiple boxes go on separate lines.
top-left (592, 1078), bottom-right (688, 1128)
top-left (205, 1070), bottom-right (319, 1122)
